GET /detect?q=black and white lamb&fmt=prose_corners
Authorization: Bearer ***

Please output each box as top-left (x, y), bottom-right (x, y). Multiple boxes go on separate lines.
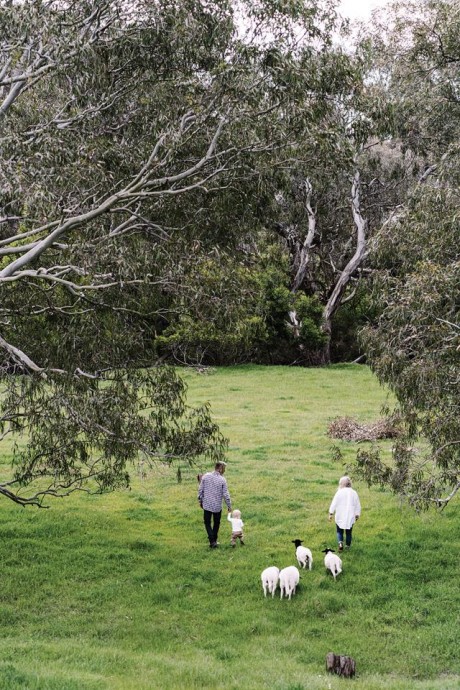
top-left (292, 539), bottom-right (313, 570)
top-left (322, 548), bottom-right (342, 580)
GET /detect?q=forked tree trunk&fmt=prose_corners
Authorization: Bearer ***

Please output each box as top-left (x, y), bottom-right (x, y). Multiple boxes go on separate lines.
top-left (277, 172), bottom-right (368, 363)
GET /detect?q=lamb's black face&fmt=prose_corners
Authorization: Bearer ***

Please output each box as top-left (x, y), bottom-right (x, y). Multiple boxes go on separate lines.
top-left (322, 548), bottom-right (335, 554)
top-left (292, 539), bottom-right (303, 547)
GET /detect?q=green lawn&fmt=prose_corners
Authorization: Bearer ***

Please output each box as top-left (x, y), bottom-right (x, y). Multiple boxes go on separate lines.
top-left (0, 364), bottom-right (459, 690)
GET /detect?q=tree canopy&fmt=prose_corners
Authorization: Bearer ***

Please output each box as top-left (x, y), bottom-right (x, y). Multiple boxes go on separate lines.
top-left (0, 0), bottom-right (458, 508)
top-left (0, 0), bottom-right (353, 504)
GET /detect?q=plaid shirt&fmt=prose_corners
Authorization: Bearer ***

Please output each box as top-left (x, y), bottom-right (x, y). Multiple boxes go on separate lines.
top-left (198, 471), bottom-right (232, 513)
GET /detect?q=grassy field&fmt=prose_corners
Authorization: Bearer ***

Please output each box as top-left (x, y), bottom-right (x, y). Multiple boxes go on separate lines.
top-left (0, 364), bottom-right (459, 690)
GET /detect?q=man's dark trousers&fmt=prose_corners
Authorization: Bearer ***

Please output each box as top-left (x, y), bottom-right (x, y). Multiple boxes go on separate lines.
top-left (203, 509), bottom-right (222, 545)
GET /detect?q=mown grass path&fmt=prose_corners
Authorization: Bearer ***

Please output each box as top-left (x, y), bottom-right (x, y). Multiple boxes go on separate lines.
top-left (0, 365), bottom-right (458, 689)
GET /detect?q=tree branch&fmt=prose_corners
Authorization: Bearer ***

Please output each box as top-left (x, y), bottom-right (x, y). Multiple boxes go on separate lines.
top-left (323, 170), bottom-right (368, 326)
top-left (433, 481), bottom-right (460, 509)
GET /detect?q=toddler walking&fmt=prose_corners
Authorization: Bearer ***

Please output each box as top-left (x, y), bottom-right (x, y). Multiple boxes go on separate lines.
top-left (227, 509), bottom-right (245, 547)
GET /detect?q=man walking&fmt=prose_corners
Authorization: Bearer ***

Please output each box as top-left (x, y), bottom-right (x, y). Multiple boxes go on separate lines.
top-left (198, 461), bottom-right (232, 548)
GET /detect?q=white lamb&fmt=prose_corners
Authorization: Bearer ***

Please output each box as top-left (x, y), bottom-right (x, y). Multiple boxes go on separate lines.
top-left (261, 566), bottom-right (280, 598)
top-left (279, 565), bottom-right (300, 600)
top-left (322, 548), bottom-right (342, 580)
top-left (292, 539), bottom-right (313, 570)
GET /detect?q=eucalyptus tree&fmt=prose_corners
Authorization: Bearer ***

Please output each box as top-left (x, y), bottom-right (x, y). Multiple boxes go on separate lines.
top-left (0, 0), bottom-right (343, 504)
top-left (116, 0), bottom-right (362, 366)
top-left (155, 9), bottom-right (400, 366)
top-left (257, 51), bottom-right (397, 363)
top-left (350, 0), bottom-right (460, 508)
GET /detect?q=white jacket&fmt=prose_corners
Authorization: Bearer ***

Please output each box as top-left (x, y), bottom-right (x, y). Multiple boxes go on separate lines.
top-left (329, 487), bottom-right (361, 529)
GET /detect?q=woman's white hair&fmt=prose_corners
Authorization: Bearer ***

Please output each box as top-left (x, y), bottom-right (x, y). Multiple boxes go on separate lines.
top-left (339, 475), bottom-right (352, 488)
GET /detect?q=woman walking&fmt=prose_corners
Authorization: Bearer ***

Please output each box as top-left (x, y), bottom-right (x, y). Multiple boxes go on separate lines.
top-left (328, 476), bottom-right (361, 551)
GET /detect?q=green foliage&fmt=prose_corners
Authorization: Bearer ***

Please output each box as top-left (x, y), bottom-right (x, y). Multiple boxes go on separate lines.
top-left (295, 293), bottom-right (325, 345)
top-left (348, 0), bottom-right (460, 508)
top-left (0, 367), bottom-right (227, 506)
top-left (330, 288), bottom-right (376, 363)
top-left (155, 248), bottom-right (327, 365)
top-left (0, 0), bottom-right (377, 387)
top-left (249, 262), bottom-right (327, 364)
top-left (154, 251), bottom-right (267, 364)
top-left (1, 0), bottom-right (355, 502)
top-left (156, 315), bottom-right (266, 366)
top-left (7, 0), bottom-right (459, 511)
top-left (357, 184), bottom-right (460, 508)
top-left (361, 0), bottom-right (460, 162)
top-left (257, 264), bottom-right (293, 338)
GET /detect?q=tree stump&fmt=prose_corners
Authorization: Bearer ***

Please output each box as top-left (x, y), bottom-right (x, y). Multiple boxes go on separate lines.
top-left (326, 652), bottom-right (356, 678)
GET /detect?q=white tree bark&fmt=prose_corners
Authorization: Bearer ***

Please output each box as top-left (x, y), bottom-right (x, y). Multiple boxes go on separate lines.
top-left (322, 170), bottom-right (368, 360)
top-left (292, 178), bottom-right (317, 293)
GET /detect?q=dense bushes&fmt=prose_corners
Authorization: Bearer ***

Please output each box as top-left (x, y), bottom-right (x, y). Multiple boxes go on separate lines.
top-left (154, 254), bottom-right (334, 366)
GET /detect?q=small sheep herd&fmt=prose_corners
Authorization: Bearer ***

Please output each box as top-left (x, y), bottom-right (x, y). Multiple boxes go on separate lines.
top-left (261, 539), bottom-right (342, 600)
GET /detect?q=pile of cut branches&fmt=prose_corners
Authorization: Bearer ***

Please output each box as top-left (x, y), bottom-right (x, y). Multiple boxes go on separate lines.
top-left (327, 416), bottom-right (401, 442)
